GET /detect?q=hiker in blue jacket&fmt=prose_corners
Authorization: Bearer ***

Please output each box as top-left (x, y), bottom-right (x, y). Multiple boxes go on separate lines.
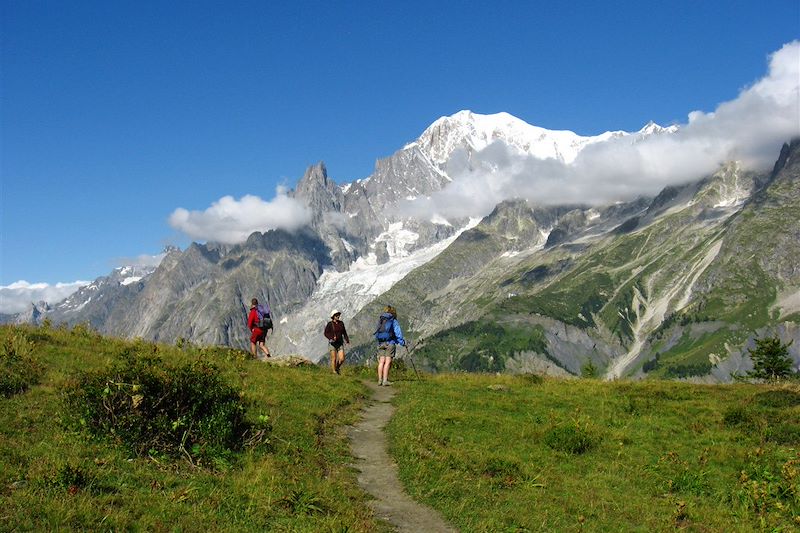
top-left (375, 305), bottom-right (405, 386)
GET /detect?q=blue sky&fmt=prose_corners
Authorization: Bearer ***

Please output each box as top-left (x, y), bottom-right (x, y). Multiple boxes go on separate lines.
top-left (1, 1), bottom-right (799, 309)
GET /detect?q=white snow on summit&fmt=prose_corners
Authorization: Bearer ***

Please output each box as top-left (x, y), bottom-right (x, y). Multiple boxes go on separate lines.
top-left (413, 110), bottom-right (640, 166)
top-left (343, 110), bottom-right (677, 192)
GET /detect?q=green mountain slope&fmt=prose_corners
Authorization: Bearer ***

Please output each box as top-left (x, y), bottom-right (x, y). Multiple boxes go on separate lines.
top-left (361, 142), bottom-right (800, 380)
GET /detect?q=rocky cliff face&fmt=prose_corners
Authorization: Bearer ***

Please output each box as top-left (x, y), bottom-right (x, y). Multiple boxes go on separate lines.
top-left (100, 230), bottom-right (330, 348)
top-left (43, 265), bottom-right (157, 330)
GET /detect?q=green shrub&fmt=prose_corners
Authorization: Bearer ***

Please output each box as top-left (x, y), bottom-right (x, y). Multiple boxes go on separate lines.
top-left (518, 373), bottom-right (544, 385)
top-left (664, 361), bottom-right (713, 378)
top-left (71, 322), bottom-right (98, 339)
top-left (0, 331), bottom-right (42, 397)
top-left (279, 486), bottom-right (327, 515)
top-left (580, 360), bottom-right (599, 378)
top-left (194, 344), bottom-right (253, 363)
top-left (642, 353), bottom-right (661, 372)
top-left (764, 423), bottom-right (800, 445)
top-left (476, 456), bottom-right (524, 487)
top-left (667, 468), bottom-right (710, 496)
top-left (543, 420), bottom-right (601, 454)
top-left (754, 389), bottom-right (800, 408)
top-left (63, 349), bottom-right (266, 466)
top-left (46, 463), bottom-right (91, 492)
top-left (722, 406), bottom-right (754, 427)
top-left (621, 395), bottom-right (642, 416)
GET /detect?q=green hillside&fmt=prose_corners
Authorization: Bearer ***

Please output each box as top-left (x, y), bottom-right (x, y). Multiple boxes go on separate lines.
top-left (388, 374), bottom-right (800, 531)
top-left (380, 144), bottom-right (800, 380)
top-left (2, 324), bottom-right (798, 531)
top-left (0, 324), bottom-right (384, 532)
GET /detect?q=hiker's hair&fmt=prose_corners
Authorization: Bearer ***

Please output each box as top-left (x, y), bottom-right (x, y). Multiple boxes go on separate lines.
top-left (384, 305), bottom-right (397, 317)
top-left (251, 298), bottom-right (258, 306)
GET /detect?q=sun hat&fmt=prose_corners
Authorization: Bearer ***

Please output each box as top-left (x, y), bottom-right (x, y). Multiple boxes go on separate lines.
top-left (331, 310), bottom-right (341, 318)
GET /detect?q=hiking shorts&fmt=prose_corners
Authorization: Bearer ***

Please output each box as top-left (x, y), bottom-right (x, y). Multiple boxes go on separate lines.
top-left (377, 343), bottom-right (397, 359)
top-left (250, 328), bottom-right (266, 343)
top-left (329, 339), bottom-right (344, 350)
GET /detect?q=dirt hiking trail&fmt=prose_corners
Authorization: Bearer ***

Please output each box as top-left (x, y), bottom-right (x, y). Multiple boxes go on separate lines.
top-left (348, 381), bottom-right (457, 533)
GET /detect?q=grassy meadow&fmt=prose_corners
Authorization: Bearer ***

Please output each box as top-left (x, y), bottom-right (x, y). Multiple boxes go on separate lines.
top-left (0, 324), bottom-right (386, 532)
top-left (2, 323), bottom-right (799, 531)
top-left (387, 374), bottom-right (800, 531)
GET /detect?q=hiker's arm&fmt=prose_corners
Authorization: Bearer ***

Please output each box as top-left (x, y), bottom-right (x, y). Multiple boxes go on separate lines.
top-left (393, 321), bottom-right (405, 345)
top-left (343, 324), bottom-right (350, 344)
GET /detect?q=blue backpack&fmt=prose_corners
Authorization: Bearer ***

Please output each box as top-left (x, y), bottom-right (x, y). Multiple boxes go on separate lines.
top-left (374, 314), bottom-right (395, 342)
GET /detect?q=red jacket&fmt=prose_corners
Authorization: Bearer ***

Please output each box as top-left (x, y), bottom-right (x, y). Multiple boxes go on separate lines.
top-left (324, 320), bottom-right (349, 344)
top-left (247, 307), bottom-right (261, 331)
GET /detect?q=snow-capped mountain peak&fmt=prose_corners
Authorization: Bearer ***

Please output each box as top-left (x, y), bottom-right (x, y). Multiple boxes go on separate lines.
top-left (409, 110), bottom-right (675, 167)
top-left (637, 120), bottom-right (679, 136)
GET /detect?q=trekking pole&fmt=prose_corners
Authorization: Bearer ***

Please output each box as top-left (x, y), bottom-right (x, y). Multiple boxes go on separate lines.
top-left (403, 338), bottom-right (423, 380)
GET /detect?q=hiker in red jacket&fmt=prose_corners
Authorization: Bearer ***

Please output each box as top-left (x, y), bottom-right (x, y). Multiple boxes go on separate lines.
top-left (247, 298), bottom-right (271, 360)
top-left (324, 310), bottom-right (350, 374)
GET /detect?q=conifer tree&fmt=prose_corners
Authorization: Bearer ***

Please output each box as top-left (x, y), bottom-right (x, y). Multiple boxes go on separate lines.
top-left (745, 337), bottom-right (795, 382)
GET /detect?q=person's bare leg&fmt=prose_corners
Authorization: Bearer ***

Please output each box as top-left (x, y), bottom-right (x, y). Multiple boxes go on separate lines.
top-left (336, 348), bottom-right (345, 373)
top-left (382, 357), bottom-right (392, 384)
top-left (259, 341), bottom-right (271, 358)
top-left (250, 342), bottom-right (257, 357)
top-left (330, 349), bottom-right (338, 373)
top-left (377, 356), bottom-right (386, 384)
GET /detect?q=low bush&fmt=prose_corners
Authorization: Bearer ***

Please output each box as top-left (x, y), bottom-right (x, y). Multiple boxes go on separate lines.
top-left (0, 330), bottom-right (43, 397)
top-left (580, 360), bottom-right (599, 378)
top-left (63, 348), bottom-right (268, 467)
top-left (543, 419), bottom-right (601, 454)
top-left (721, 406), bottom-right (760, 430)
top-left (754, 389), bottom-right (800, 408)
top-left (45, 463), bottom-right (93, 494)
top-left (518, 373), bottom-right (544, 385)
top-left (476, 456), bottom-right (524, 488)
top-left (764, 422), bottom-right (800, 445)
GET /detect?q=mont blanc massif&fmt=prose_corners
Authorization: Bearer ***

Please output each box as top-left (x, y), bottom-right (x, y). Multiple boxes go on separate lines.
top-left (15, 111), bottom-right (800, 381)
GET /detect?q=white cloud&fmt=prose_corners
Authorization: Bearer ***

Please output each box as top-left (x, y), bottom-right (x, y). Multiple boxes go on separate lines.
top-left (402, 41), bottom-right (800, 219)
top-left (113, 252), bottom-right (167, 269)
top-left (168, 188), bottom-right (312, 244)
top-left (0, 280), bottom-right (89, 315)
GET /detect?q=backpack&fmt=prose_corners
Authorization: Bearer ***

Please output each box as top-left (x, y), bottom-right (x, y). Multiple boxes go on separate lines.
top-left (256, 304), bottom-right (273, 330)
top-left (374, 314), bottom-right (395, 342)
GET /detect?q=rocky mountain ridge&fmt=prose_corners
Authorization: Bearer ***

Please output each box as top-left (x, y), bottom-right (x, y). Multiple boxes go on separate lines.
top-left (343, 140), bottom-right (800, 380)
top-left (15, 112), bottom-right (798, 381)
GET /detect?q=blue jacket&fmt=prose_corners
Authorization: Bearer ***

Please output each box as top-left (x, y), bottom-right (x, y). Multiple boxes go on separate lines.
top-left (376, 312), bottom-right (405, 345)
